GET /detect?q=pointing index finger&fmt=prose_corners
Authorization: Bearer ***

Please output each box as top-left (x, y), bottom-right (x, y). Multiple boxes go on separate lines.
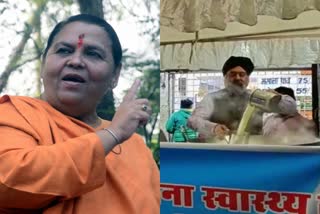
top-left (123, 79), bottom-right (141, 102)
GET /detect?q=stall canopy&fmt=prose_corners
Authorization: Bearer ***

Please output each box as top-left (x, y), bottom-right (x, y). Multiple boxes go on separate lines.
top-left (160, 0), bottom-right (320, 70)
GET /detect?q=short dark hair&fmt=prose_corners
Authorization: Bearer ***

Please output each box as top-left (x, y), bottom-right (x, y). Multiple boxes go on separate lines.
top-left (274, 86), bottom-right (296, 100)
top-left (222, 56), bottom-right (254, 76)
top-left (180, 98), bottom-right (193, 109)
top-left (42, 14), bottom-right (122, 67)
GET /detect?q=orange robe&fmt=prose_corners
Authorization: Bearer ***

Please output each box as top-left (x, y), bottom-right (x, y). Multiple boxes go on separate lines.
top-left (0, 95), bottom-right (160, 214)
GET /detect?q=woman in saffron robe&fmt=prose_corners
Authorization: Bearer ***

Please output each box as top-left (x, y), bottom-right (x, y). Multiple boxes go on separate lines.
top-left (0, 14), bottom-right (159, 214)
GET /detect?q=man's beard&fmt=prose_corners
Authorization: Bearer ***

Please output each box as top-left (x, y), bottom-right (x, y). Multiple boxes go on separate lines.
top-left (226, 82), bottom-right (247, 95)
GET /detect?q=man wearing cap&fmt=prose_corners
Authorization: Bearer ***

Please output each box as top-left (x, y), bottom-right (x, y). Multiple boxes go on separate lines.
top-left (263, 86), bottom-right (316, 144)
top-left (166, 98), bottom-right (198, 142)
top-left (188, 56), bottom-right (258, 141)
top-left (188, 56), bottom-right (300, 142)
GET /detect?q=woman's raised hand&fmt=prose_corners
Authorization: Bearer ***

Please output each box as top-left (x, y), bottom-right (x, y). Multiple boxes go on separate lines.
top-left (109, 79), bottom-right (151, 143)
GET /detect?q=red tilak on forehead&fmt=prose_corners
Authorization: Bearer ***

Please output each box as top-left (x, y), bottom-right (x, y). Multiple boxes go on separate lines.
top-left (77, 34), bottom-right (85, 48)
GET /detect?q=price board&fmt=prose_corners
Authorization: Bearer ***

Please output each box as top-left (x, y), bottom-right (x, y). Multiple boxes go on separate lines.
top-left (249, 73), bottom-right (312, 97)
top-left (249, 70), bottom-right (312, 119)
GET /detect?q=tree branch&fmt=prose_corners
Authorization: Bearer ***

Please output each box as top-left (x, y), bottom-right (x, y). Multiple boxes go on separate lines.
top-left (9, 54), bottom-right (42, 73)
top-left (77, 0), bottom-right (104, 18)
top-left (118, 0), bottom-right (139, 18)
top-left (0, 1), bottom-right (47, 93)
top-left (150, 112), bottom-right (159, 138)
top-left (0, 23), bottom-right (33, 93)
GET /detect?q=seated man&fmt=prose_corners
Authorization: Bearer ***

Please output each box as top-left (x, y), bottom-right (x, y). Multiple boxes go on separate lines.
top-left (263, 86), bottom-right (317, 145)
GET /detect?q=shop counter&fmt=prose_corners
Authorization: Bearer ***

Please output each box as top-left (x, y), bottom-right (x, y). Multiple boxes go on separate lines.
top-left (160, 142), bottom-right (320, 214)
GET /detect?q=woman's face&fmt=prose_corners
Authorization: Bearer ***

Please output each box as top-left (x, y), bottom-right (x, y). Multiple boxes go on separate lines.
top-left (41, 21), bottom-right (120, 115)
